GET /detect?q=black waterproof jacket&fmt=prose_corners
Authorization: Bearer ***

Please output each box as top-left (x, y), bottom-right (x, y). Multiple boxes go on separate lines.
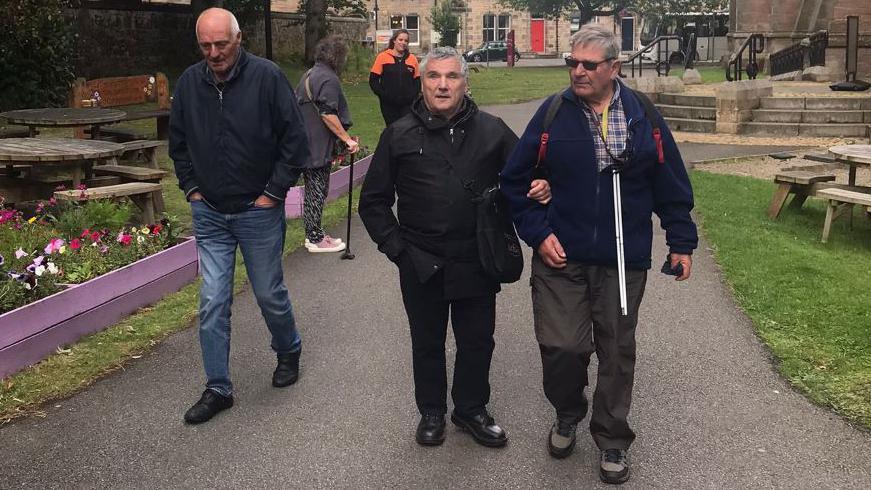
top-left (359, 96), bottom-right (518, 299)
top-left (170, 49), bottom-right (310, 213)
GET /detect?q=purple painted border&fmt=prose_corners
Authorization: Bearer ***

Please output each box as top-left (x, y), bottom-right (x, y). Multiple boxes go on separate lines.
top-left (284, 154), bottom-right (373, 219)
top-left (0, 237), bottom-right (198, 378)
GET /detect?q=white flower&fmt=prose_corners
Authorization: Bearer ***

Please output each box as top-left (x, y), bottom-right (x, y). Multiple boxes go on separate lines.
top-left (47, 262), bottom-right (59, 275)
top-left (15, 248), bottom-right (28, 259)
top-left (34, 265), bottom-right (46, 277)
top-left (136, 235), bottom-right (145, 244)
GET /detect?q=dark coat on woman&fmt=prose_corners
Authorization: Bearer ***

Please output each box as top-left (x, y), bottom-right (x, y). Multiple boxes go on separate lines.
top-left (359, 96), bottom-right (518, 299)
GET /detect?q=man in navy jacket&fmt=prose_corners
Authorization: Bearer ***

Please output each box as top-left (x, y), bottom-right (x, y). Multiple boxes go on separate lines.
top-left (501, 24), bottom-right (698, 485)
top-left (170, 8), bottom-right (310, 424)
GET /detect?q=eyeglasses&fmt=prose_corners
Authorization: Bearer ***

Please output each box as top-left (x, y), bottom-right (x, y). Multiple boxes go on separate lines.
top-left (565, 57), bottom-right (615, 70)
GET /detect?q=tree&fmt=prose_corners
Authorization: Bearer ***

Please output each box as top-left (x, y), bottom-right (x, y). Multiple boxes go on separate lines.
top-left (297, 0), bottom-right (367, 65)
top-left (497, 0), bottom-right (724, 26)
top-left (429, 0), bottom-right (462, 48)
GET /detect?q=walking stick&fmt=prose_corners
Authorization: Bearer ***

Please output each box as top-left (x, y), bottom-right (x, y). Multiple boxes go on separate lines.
top-left (340, 139), bottom-right (358, 261)
top-left (612, 168), bottom-right (628, 316)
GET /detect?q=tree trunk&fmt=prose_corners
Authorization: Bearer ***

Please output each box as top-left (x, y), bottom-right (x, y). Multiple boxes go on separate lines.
top-left (304, 0), bottom-right (328, 65)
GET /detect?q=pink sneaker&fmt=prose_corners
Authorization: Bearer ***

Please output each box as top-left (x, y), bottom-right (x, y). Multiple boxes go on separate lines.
top-left (305, 235), bottom-right (343, 246)
top-left (306, 236), bottom-right (346, 253)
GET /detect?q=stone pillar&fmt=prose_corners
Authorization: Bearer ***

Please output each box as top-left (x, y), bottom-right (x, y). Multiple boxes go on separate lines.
top-left (715, 79), bottom-right (773, 134)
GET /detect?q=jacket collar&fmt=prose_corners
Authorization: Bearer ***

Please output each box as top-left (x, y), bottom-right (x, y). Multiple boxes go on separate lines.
top-left (202, 48), bottom-right (249, 85)
top-left (561, 79), bottom-right (644, 121)
top-left (411, 95), bottom-right (478, 130)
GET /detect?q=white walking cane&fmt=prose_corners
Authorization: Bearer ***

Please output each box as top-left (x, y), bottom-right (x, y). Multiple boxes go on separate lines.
top-left (611, 167), bottom-right (628, 316)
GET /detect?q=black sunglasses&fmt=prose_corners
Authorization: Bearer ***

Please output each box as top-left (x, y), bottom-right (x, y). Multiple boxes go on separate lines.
top-left (565, 57), bottom-right (615, 70)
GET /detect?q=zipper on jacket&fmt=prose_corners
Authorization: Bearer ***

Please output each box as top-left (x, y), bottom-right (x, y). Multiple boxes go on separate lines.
top-left (211, 82), bottom-right (224, 112)
top-left (449, 127), bottom-right (454, 144)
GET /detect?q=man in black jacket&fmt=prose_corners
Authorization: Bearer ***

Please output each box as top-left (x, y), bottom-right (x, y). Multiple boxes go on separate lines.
top-left (359, 47), bottom-right (549, 447)
top-left (169, 8), bottom-right (310, 424)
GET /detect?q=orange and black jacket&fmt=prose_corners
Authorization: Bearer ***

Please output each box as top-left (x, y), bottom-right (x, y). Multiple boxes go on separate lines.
top-left (369, 50), bottom-right (420, 106)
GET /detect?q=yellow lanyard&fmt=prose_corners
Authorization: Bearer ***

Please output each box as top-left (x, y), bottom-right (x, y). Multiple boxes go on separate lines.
top-left (601, 104), bottom-right (610, 141)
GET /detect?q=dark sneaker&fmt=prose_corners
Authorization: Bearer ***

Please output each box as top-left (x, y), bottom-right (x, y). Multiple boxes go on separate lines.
top-left (272, 349), bottom-right (301, 387)
top-left (600, 449), bottom-right (630, 484)
top-left (547, 420), bottom-right (577, 459)
top-left (415, 413), bottom-right (446, 446)
top-left (184, 389), bottom-right (234, 424)
top-left (450, 410), bottom-right (508, 448)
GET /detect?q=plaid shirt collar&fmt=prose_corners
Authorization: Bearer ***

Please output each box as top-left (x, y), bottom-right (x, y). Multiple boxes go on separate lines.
top-left (579, 81), bottom-right (627, 172)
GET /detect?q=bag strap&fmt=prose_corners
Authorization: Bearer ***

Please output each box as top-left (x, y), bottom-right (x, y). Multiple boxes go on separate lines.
top-left (302, 69), bottom-right (315, 103)
top-left (628, 87), bottom-right (665, 164)
top-left (535, 91), bottom-right (565, 169)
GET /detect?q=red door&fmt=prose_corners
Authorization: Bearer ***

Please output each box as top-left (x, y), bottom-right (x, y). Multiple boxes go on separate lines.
top-left (530, 19), bottom-right (545, 53)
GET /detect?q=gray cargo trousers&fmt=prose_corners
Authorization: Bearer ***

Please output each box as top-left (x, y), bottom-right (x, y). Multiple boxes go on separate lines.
top-left (530, 253), bottom-right (647, 450)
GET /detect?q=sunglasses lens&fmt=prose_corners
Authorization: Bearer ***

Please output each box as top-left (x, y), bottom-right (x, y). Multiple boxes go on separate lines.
top-left (581, 61), bottom-right (598, 70)
top-left (565, 58), bottom-right (579, 68)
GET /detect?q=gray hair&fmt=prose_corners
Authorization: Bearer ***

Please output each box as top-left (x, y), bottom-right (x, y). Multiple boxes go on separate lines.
top-left (196, 8), bottom-right (241, 37)
top-left (421, 47), bottom-right (468, 78)
top-left (314, 35), bottom-right (349, 74)
top-left (569, 23), bottom-right (620, 60)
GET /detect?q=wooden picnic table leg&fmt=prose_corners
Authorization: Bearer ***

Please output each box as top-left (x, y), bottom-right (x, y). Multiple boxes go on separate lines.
top-left (28, 126), bottom-right (38, 137)
top-left (767, 183), bottom-right (792, 219)
top-left (70, 166), bottom-right (83, 188)
top-left (848, 166), bottom-right (857, 187)
top-left (90, 124), bottom-right (102, 140)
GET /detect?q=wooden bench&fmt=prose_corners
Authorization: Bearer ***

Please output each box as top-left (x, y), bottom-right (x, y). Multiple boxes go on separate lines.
top-left (54, 182), bottom-right (163, 225)
top-left (69, 73), bottom-right (170, 141)
top-left (0, 126), bottom-right (30, 139)
top-left (767, 171), bottom-right (837, 219)
top-left (816, 188), bottom-right (871, 243)
top-left (93, 164), bottom-right (167, 214)
top-left (118, 139), bottom-right (166, 168)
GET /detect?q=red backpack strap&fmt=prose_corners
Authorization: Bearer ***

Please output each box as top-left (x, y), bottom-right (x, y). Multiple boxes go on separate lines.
top-left (535, 92), bottom-right (564, 169)
top-left (629, 88), bottom-right (665, 164)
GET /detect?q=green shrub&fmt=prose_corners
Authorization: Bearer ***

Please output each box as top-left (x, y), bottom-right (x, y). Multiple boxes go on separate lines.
top-left (53, 199), bottom-right (133, 240)
top-left (0, 0), bottom-right (76, 111)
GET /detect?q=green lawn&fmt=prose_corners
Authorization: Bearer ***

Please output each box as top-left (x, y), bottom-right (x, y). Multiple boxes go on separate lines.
top-left (691, 170), bottom-right (871, 427)
top-left (668, 65), bottom-right (728, 84)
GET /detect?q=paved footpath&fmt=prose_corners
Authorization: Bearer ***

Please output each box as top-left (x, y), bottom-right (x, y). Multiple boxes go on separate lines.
top-left (2, 101), bottom-right (870, 489)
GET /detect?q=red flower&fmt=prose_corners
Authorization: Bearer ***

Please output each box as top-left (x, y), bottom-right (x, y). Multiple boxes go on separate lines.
top-left (70, 238), bottom-right (81, 250)
top-left (119, 234), bottom-right (132, 246)
top-left (90, 231), bottom-right (101, 242)
top-left (149, 224), bottom-right (162, 234)
top-left (80, 229), bottom-right (91, 238)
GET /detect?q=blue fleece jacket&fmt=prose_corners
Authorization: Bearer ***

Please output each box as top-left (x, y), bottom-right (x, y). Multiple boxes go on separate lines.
top-left (500, 82), bottom-right (698, 270)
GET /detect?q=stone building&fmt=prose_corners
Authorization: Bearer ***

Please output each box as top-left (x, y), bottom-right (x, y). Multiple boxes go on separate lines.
top-left (730, 0), bottom-right (871, 77)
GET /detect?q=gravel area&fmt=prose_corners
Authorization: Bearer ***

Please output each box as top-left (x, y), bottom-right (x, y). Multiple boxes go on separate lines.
top-left (694, 151), bottom-right (871, 186)
top-left (672, 132), bottom-right (859, 147)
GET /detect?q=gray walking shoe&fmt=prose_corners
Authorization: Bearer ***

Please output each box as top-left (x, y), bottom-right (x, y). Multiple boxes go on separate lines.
top-left (600, 448), bottom-right (630, 484)
top-left (547, 420), bottom-right (577, 458)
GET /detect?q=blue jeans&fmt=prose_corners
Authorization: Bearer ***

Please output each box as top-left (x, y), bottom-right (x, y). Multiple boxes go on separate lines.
top-left (191, 200), bottom-right (301, 396)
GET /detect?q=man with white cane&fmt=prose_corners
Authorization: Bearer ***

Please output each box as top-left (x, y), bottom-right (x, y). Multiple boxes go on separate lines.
top-left (500, 24), bottom-right (697, 485)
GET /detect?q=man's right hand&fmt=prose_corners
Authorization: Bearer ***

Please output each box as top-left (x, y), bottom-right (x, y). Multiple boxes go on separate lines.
top-left (189, 191), bottom-right (203, 202)
top-left (537, 233), bottom-right (567, 268)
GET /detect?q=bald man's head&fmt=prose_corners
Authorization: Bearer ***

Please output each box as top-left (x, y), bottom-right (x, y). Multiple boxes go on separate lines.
top-left (196, 8), bottom-right (242, 81)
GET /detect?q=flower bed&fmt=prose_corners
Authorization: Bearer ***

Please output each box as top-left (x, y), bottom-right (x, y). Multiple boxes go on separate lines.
top-left (0, 196), bottom-right (198, 378)
top-left (284, 154), bottom-right (373, 219)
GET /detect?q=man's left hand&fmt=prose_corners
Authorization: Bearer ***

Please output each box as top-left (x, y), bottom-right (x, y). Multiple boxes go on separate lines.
top-left (670, 253), bottom-right (692, 281)
top-left (528, 179), bottom-right (551, 205)
top-left (254, 195), bottom-right (277, 208)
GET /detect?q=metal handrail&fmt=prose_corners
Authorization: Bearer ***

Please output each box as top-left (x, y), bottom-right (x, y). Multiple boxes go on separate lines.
top-left (620, 36), bottom-right (681, 79)
top-left (726, 33), bottom-right (764, 81)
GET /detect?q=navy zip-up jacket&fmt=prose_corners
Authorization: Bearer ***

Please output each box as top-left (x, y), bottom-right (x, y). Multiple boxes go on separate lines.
top-left (500, 82), bottom-right (698, 270)
top-left (170, 49), bottom-right (310, 213)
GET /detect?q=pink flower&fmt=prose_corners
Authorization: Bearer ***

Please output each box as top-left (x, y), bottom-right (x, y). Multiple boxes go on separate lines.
top-left (80, 229), bottom-right (91, 238)
top-left (76, 184), bottom-right (88, 191)
top-left (90, 231), bottom-right (101, 242)
top-left (48, 197), bottom-right (57, 206)
top-left (44, 238), bottom-right (65, 255)
top-left (70, 238), bottom-right (81, 250)
top-left (116, 232), bottom-right (132, 246)
top-left (54, 184), bottom-right (67, 191)
top-left (15, 248), bottom-right (28, 259)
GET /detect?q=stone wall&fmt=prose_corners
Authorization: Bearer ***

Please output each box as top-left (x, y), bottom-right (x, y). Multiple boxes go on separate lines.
top-left (67, 4), bottom-right (367, 80)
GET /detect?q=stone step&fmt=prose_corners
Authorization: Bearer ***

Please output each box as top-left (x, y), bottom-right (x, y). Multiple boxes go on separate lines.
top-left (658, 93), bottom-right (716, 107)
top-left (657, 104), bottom-right (717, 120)
top-left (760, 96), bottom-right (871, 110)
top-left (663, 117), bottom-right (716, 133)
top-left (752, 109), bottom-right (871, 124)
top-left (740, 122), bottom-right (870, 137)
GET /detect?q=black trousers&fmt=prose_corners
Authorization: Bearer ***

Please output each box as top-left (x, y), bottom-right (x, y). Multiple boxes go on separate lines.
top-left (380, 101), bottom-right (412, 126)
top-left (530, 254), bottom-right (647, 450)
top-left (397, 257), bottom-right (496, 417)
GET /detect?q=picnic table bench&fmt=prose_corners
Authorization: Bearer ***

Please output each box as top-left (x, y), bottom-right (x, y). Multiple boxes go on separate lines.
top-left (93, 164), bottom-right (167, 214)
top-left (70, 73), bottom-right (170, 141)
top-left (54, 182), bottom-right (162, 225)
top-left (816, 188), bottom-right (871, 243)
top-left (767, 170), bottom-right (837, 219)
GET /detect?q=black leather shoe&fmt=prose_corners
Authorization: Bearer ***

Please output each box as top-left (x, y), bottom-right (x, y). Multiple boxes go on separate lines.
top-left (184, 389), bottom-right (233, 424)
top-left (415, 413), bottom-right (446, 446)
top-left (450, 410), bottom-right (508, 448)
top-left (272, 349), bottom-right (300, 387)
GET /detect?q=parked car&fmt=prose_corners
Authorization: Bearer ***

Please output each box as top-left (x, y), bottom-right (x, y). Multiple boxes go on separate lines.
top-left (464, 41), bottom-right (521, 63)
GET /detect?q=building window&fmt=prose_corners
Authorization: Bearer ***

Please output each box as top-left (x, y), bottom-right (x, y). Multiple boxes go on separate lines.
top-left (390, 15), bottom-right (420, 45)
top-left (483, 14), bottom-right (511, 42)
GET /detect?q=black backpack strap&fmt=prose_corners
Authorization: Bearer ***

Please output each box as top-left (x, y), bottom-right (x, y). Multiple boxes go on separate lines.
top-left (535, 91), bottom-right (565, 169)
top-left (628, 87), bottom-right (665, 164)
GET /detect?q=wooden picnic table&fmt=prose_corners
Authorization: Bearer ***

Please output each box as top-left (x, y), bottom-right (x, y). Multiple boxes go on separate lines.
top-left (0, 137), bottom-right (124, 187)
top-left (0, 108), bottom-right (127, 138)
top-left (828, 144), bottom-right (871, 187)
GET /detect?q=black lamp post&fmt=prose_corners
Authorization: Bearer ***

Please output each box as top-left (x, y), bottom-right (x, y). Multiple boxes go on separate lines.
top-left (264, 0), bottom-right (273, 60)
